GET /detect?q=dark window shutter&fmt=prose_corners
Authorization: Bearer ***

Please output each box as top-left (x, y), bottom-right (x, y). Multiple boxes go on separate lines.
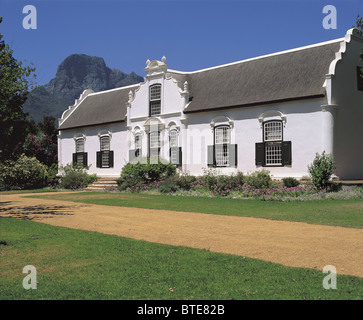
top-left (96, 151), bottom-right (101, 168)
top-left (255, 142), bottom-right (265, 166)
top-left (72, 153), bottom-right (77, 164)
top-left (178, 147), bottom-right (182, 166)
top-left (109, 151), bottom-right (114, 168)
top-left (170, 147), bottom-right (182, 166)
top-left (207, 145), bottom-right (215, 166)
top-left (229, 144), bottom-right (237, 167)
top-left (282, 141), bottom-right (292, 165)
top-left (83, 152), bottom-right (88, 167)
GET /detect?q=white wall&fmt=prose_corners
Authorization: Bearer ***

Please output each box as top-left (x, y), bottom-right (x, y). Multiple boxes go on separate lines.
top-left (58, 122), bottom-right (128, 177)
top-left (58, 34), bottom-right (363, 180)
top-left (183, 98), bottom-right (326, 178)
top-left (331, 31), bottom-right (363, 179)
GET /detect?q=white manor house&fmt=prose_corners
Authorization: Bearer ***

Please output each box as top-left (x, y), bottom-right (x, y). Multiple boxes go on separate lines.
top-left (58, 29), bottom-right (363, 180)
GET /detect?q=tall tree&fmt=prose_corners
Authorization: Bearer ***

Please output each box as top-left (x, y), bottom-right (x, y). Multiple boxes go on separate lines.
top-left (0, 16), bottom-right (37, 161)
top-left (23, 116), bottom-right (58, 167)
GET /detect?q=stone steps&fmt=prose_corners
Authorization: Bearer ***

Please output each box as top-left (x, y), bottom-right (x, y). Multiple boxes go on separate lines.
top-left (85, 177), bottom-right (118, 192)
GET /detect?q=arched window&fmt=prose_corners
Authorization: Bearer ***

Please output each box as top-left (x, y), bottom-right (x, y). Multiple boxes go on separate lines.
top-left (97, 134), bottom-right (114, 168)
top-left (149, 84), bottom-right (161, 116)
top-left (149, 130), bottom-right (160, 157)
top-left (255, 119), bottom-right (291, 167)
top-left (73, 135), bottom-right (87, 166)
top-left (263, 120), bottom-right (283, 166)
top-left (207, 125), bottom-right (237, 167)
top-left (214, 126), bottom-right (231, 167)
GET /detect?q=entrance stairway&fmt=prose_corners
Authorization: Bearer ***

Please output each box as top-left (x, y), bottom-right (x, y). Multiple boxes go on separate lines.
top-left (85, 177), bottom-right (119, 192)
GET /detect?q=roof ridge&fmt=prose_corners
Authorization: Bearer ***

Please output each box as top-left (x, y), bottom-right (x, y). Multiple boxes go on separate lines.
top-left (88, 83), bottom-right (140, 96)
top-left (168, 37), bottom-right (344, 75)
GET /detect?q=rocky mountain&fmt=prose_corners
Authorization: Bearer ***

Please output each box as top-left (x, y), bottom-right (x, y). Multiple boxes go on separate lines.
top-left (24, 54), bottom-right (144, 122)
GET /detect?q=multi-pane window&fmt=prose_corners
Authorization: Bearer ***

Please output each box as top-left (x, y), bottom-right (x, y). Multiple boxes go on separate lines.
top-left (135, 133), bottom-right (142, 158)
top-left (73, 137), bottom-right (87, 166)
top-left (215, 126), bottom-right (230, 167)
top-left (263, 121), bottom-right (283, 166)
top-left (100, 136), bottom-right (110, 168)
top-left (149, 131), bottom-right (160, 157)
top-left (149, 84), bottom-right (161, 116)
top-left (76, 138), bottom-right (85, 153)
top-left (255, 119), bottom-right (291, 167)
top-left (169, 130), bottom-right (179, 164)
top-left (264, 121), bottom-right (283, 142)
top-left (96, 134), bottom-right (114, 168)
top-left (75, 138), bottom-right (85, 164)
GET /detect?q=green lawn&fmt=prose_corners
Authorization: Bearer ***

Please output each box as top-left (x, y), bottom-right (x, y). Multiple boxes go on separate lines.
top-left (28, 192), bottom-right (363, 228)
top-left (0, 217), bottom-right (362, 300)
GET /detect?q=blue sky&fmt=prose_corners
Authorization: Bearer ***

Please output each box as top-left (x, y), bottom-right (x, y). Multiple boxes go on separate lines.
top-left (1, 0), bottom-right (362, 86)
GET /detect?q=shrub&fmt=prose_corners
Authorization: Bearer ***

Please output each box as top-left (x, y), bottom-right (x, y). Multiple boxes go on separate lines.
top-left (158, 178), bottom-right (179, 193)
top-left (282, 177), bottom-right (299, 188)
top-left (117, 157), bottom-right (177, 191)
top-left (210, 172), bottom-right (245, 196)
top-left (245, 169), bottom-right (272, 189)
top-left (200, 167), bottom-right (218, 190)
top-left (59, 163), bottom-right (98, 190)
top-left (175, 172), bottom-right (197, 190)
top-left (307, 152), bottom-right (336, 190)
top-left (0, 154), bottom-right (48, 190)
top-left (45, 163), bottom-right (60, 187)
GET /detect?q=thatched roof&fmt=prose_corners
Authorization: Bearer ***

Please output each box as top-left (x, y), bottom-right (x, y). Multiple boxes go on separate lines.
top-left (174, 40), bottom-right (341, 113)
top-left (59, 39), bottom-right (342, 130)
top-left (58, 85), bottom-right (137, 130)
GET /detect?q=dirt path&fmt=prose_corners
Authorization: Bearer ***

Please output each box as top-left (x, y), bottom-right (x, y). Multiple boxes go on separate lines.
top-left (1, 192), bottom-right (362, 278)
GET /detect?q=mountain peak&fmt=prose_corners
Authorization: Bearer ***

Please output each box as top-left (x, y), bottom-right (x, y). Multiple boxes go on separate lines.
top-left (24, 54), bottom-right (144, 122)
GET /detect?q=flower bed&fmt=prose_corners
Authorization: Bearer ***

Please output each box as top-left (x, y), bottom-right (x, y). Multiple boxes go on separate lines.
top-left (115, 166), bottom-right (363, 201)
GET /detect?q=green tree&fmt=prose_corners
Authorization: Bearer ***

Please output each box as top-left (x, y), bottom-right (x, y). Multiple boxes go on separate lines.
top-left (0, 16), bottom-right (37, 161)
top-left (23, 116), bottom-right (58, 167)
top-left (307, 151), bottom-right (336, 190)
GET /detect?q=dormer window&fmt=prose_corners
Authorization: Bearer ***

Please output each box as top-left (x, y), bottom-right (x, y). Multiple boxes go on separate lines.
top-left (149, 84), bottom-right (161, 116)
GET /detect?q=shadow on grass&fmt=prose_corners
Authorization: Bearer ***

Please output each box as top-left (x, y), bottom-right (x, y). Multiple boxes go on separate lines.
top-left (0, 203), bottom-right (74, 220)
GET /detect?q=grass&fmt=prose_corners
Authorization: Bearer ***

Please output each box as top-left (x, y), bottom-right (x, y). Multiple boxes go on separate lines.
top-left (28, 192), bottom-right (363, 229)
top-left (0, 217), bottom-right (362, 300)
top-left (0, 188), bottom-right (60, 195)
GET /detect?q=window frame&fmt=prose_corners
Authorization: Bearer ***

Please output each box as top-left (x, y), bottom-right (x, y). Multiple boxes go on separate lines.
top-left (214, 125), bottom-right (231, 167)
top-left (169, 129), bottom-right (181, 165)
top-left (99, 135), bottom-right (112, 168)
top-left (148, 130), bottom-right (161, 158)
top-left (149, 84), bottom-right (162, 116)
top-left (262, 120), bottom-right (283, 167)
top-left (73, 137), bottom-right (87, 166)
top-left (134, 132), bottom-right (142, 158)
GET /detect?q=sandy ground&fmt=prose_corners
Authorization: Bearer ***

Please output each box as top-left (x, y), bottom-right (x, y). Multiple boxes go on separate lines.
top-left (1, 192), bottom-right (362, 278)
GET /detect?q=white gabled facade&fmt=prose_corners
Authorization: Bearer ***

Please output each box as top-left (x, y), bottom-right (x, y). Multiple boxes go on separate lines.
top-left (58, 29), bottom-right (363, 180)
